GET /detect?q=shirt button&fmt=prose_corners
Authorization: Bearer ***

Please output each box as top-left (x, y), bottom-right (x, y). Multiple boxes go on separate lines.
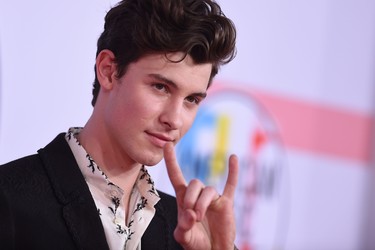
top-left (138, 217), bottom-right (144, 223)
top-left (113, 218), bottom-right (121, 224)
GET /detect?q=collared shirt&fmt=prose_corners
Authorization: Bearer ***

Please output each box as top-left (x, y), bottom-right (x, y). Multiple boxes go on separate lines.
top-left (66, 127), bottom-right (160, 250)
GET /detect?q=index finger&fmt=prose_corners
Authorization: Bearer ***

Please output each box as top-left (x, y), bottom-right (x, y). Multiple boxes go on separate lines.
top-left (222, 154), bottom-right (239, 199)
top-left (163, 142), bottom-right (187, 194)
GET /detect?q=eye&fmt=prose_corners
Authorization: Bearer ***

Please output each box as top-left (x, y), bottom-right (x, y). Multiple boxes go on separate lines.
top-left (185, 95), bottom-right (201, 105)
top-left (153, 83), bottom-right (168, 93)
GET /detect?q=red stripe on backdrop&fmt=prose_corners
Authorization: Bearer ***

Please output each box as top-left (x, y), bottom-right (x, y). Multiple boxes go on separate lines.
top-left (210, 83), bottom-right (375, 164)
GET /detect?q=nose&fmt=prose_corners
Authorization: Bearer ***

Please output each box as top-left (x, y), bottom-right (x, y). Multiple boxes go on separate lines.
top-left (160, 101), bottom-right (184, 130)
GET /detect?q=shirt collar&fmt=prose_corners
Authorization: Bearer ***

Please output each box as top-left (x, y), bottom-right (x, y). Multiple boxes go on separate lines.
top-left (66, 127), bottom-right (160, 203)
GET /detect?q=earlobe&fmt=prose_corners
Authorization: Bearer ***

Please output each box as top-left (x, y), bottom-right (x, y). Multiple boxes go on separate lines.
top-left (96, 49), bottom-right (117, 90)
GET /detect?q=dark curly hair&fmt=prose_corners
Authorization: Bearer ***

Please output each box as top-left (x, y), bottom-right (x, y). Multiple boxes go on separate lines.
top-left (91, 0), bottom-right (237, 106)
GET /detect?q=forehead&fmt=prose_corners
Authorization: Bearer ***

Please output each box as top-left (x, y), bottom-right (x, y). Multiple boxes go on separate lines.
top-left (126, 53), bottom-right (213, 88)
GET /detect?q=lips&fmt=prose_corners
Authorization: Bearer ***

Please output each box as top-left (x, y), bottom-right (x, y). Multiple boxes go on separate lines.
top-left (146, 131), bottom-right (174, 148)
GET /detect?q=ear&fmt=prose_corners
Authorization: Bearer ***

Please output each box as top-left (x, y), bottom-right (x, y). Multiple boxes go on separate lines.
top-left (96, 49), bottom-right (117, 90)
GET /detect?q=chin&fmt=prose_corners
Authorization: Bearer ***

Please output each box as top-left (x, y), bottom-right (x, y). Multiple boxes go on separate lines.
top-left (133, 142), bottom-right (164, 166)
top-left (143, 162), bottom-right (161, 167)
top-left (139, 154), bottom-right (163, 167)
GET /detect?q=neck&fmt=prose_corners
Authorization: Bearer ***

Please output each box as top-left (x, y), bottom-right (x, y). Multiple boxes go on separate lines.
top-left (77, 116), bottom-right (142, 193)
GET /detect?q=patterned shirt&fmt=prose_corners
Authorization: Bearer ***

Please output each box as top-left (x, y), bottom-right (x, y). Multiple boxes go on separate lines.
top-left (66, 127), bottom-right (160, 250)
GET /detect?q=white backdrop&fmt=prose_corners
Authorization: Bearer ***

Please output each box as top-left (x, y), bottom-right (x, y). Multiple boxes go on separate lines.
top-left (1, 1), bottom-right (375, 249)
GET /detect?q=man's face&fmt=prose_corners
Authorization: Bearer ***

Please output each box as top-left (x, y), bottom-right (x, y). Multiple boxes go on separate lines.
top-left (101, 53), bottom-right (212, 166)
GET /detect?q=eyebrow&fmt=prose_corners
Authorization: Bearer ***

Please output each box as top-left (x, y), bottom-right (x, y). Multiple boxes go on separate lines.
top-left (148, 73), bottom-right (207, 99)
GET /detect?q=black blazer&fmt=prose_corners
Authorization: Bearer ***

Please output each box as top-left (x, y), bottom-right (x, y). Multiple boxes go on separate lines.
top-left (0, 133), bottom-right (183, 250)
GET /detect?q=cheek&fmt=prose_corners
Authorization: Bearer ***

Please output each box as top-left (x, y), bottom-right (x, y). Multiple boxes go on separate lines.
top-left (181, 110), bottom-right (198, 136)
top-left (127, 97), bottom-right (161, 122)
top-left (104, 94), bottom-right (134, 128)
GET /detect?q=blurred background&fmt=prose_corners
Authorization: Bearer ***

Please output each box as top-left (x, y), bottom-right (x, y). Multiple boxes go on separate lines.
top-left (0, 0), bottom-right (374, 249)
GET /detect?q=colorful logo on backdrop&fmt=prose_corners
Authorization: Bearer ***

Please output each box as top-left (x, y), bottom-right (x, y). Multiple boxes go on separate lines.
top-left (176, 85), bottom-right (288, 250)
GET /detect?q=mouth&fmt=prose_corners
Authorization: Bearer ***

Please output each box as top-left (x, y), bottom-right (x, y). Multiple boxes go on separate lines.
top-left (145, 131), bottom-right (174, 148)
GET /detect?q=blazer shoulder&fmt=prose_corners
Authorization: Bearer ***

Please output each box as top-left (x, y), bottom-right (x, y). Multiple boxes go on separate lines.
top-left (0, 132), bottom-right (67, 172)
top-left (0, 153), bottom-right (45, 187)
top-left (0, 153), bottom-right (41, 170)
top-left (0, 133), bottom-right (67, 185)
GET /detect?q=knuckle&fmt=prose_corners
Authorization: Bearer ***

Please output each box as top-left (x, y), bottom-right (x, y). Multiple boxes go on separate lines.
top-left (205, 186), bottom-right (216, 194)
top-left (188, 179), bottom-right (203, 187)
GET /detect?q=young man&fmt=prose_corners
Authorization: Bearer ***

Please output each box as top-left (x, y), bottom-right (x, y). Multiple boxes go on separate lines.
top-left (0, 0), bottom-right (238, 249)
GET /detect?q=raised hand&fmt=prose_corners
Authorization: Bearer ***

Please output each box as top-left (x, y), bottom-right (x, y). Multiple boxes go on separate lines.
top-left (163, 142), bottom-right (239, 250)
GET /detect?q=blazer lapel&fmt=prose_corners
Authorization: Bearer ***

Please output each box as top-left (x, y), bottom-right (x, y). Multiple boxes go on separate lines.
top-left (141, 192), bottom-right (183, 250)
top-left (38, 133), bottom-right (109, 250)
